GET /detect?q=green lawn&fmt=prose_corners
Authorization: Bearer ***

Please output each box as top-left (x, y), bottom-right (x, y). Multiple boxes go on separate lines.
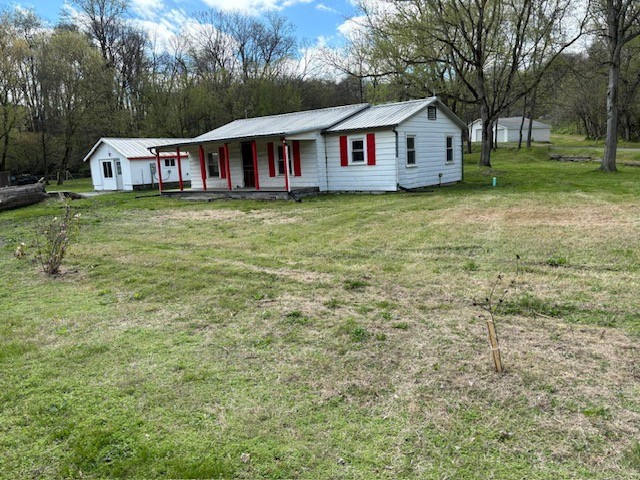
top-left (45, 177), bottom-right (95, 193)
top-left (550, 133), bottom-right (640, 149)
top-left (1, 148), bottom-right (639, 479)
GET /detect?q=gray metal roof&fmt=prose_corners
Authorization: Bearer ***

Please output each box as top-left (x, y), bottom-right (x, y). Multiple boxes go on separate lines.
top-left (83, 138), bottom-right (191, 162)
top-left (325, 98), bottom-right (438, 132)
top-left (497, 117), bottom-right (550, 129)
top-left (192, 103), bottom-right (369, 144)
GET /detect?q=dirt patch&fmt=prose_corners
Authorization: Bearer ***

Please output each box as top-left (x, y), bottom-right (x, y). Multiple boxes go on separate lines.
top-left (154, 209), bottom-right (302, 225)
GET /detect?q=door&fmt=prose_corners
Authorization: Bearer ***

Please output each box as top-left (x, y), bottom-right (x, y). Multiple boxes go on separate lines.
top-left (100, 160), bottom-right (118, 190)
top-left (241, 142), bottom-right (255, 187)
top-left (115, 160), bottom-right (123, 190)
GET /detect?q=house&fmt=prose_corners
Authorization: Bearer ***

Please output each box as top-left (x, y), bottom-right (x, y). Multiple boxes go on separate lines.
top-left (468, 117), bottom-right (551, 143)
top-left (84, 138), bottom-right (191, 191)
top-left (152, 97), bottom-right (466, 195)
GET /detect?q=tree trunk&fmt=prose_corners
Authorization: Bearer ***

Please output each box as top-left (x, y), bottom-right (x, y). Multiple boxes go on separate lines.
top-left (602, 56), bottom-right (620, 172)
top-left (517, 101), bottom-right (526, 149)
top-left (479, 106), bottom-right (492, 167)
top-left (0, 181), bottom-right (47, 211)
top-left (526, 89), bottom-right (537, 148)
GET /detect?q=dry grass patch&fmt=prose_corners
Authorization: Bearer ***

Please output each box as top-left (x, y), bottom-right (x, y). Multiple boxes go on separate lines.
top-left (154, 208), bottom-right (304, 225)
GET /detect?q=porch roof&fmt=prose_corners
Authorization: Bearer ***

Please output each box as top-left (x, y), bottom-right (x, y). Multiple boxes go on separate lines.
top-left (154, 103), bottom-right (369, 150)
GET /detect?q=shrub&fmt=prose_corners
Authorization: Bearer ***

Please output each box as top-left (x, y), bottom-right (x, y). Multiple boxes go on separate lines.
top-left (34, 205), bottom-right (80, 275)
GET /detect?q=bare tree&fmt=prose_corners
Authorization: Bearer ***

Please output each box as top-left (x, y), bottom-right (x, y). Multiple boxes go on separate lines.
top-left (0, 11), bottom-right (27, 172)
top-left (594, 0), bottom-right (640, 171)
top-left (352, 0), bottom-right (588, 167)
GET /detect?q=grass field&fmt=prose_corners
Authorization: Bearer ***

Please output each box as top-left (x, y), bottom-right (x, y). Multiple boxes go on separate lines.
top-left (1, 146), bottom-right (639, 479)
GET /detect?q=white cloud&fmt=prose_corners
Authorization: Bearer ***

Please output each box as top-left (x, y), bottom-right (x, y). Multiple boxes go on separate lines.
top-left (337, 15), bottom-right (367, 41)
top-left (199, 0), bottom-right (311, 14)
top-left (315, 3), bottom-right (338, 14)
top-left (131, 0), bottom-right (165, 19)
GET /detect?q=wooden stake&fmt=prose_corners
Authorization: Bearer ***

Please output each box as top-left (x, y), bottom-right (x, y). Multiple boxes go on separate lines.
top-left (486, 317), bottom-right (503, 373)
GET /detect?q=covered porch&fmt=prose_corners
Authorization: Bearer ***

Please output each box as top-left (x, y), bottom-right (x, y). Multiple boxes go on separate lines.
top-left (152, 135), bottom-right (323, 195)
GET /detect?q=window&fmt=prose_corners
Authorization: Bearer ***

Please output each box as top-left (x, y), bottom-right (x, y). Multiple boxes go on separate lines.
top-left (277, 145), bottom-right (293, 176)
top-left (351, 138), bottom-right (365, 163)
top-left (102, 161), bottom-right (113, 178)
top-left (164, 158), bottom-right (176, 167)
top-left (406, 136), bottom-right (416, 165)
top-left (427, 106), bottom-right (437, 120)
top-left (207, 152), bottom-right (220, 177)
top-left (115, 161), bottom-right (122, 175)
top-left (446, 136), bottom-right (454, 163)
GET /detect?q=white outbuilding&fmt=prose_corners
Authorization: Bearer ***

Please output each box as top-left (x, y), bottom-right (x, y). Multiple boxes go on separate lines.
top-left (83, 138), bottom-right (191, 191)
top-left (152, 97), bottom-right (466, 195)
top-left (468, 117), bottom-right (551, 143)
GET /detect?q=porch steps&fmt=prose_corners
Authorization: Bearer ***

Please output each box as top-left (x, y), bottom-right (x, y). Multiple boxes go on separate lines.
top-left (163, 187), bottom-right (320, 202)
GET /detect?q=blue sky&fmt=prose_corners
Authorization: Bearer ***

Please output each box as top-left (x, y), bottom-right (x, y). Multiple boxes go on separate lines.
top-left (4, 0), bottom-right (360, 47)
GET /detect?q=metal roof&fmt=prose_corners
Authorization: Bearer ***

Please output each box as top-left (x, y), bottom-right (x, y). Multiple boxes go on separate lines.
top-left (497, 117), bottom-right (550, 129)
top-left (83, 138), bottom-right (191, 162)
top-left (191, 103), bottom-right (369, 144)
top-left (325, 98), bottom-right (437, 132)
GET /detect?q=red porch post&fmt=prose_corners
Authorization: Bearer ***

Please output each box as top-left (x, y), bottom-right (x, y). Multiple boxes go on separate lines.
top-left (224, 143), bottom-right (232, 191)
top-left (251, 140), bottom-right (260, 190)
top-left (282, 138), bottom-right (290, 192)
top-left (176, 147), bottom-right (184, 191)
top-left (155, 151), bottom-right (163, 192)
top-left (198, 145), bottom-right (207, 191)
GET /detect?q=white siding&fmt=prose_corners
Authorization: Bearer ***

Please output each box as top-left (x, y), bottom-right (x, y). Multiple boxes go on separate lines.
top-left (89, 143), bottom-right (121, 190)
top-left (324, 130), bottom-right (398, 191)
top-left (88, 142), bottom-right (190, 191)
top-left (470, 120), bottom-right (551, 143)
top-left (396, 110), bottom-right (462, 189)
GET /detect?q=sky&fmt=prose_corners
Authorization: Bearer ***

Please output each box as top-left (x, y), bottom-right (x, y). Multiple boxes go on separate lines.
top-left (3, 0), bottom-right (361, 49)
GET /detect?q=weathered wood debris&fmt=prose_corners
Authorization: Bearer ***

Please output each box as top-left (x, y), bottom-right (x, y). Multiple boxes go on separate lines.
top-left (0, 181), bottom-right (48, 212)
top-left (549, 153), bottom-right (640, 167)
top-left (549, 153), bottom-right (594, 162)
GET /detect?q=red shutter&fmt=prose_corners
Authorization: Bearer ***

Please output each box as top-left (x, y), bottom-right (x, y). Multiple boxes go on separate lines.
top-left (293, 140), bottom-right (302, 177)
top-left (218, 146), bottom-right (227, 178)
top-left (339, 135), bottom-right (348, 166)
top-left (367, 133), bottom-right (376, 165)
top-left (267, 142), bottom-right (276, 177)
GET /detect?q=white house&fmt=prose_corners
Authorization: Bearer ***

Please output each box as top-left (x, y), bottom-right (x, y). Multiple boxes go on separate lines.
top-left (469, 117), bottom-right (551, 143)
top-left (152, 97), bottom-right (466, 194)
top-left (84, 138), bottom-right (191, 191)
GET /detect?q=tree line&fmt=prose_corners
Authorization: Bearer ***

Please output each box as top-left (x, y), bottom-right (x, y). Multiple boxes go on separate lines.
top-left (1, 0), bottom-right (639, 181)
top-left (331, 0), bottom-right (640, 170)
top-left (0, 0), bottom-right (362, 182)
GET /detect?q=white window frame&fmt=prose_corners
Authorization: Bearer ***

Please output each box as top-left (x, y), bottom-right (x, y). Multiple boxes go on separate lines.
top-left (406, 134), bottom-right (417, 167)
top-left (446, 136), bottom-right (454, 163)
top-left (348, 136), bottom-right (367, 165)
top-left (277, 144), bottom-right (293, 176)
top-left (102, 161), bottom-right (113, 178)
top-left (164, 158), bottom-right (176, 167)
top-left (427, 106), bottom-right (437, 120)
top-left (207, 152), bottom-right (220, 178)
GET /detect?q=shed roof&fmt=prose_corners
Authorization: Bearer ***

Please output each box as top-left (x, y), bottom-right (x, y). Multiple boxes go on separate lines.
top-left (191, 103), bottom-right (369, 144)
top-left (497, 117), bottom-right (550, 129)
top-left (83, 138), bottom-right (190, 163)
